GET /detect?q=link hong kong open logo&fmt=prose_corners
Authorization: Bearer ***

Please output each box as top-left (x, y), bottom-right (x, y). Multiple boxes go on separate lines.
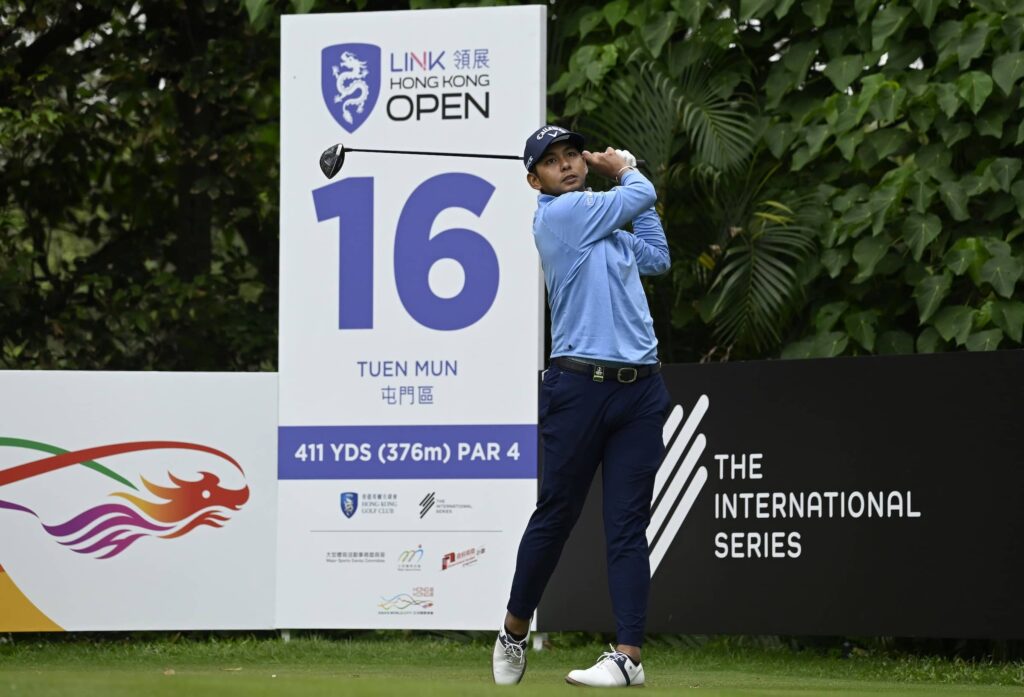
top-left (0, 438), bottom-right (249, 559)
top-left (322, 43), bottom-right (381, 133)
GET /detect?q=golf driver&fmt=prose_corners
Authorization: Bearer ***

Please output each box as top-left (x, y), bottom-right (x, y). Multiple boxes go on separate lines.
top-left (318, 143), bottom-right (644, 179)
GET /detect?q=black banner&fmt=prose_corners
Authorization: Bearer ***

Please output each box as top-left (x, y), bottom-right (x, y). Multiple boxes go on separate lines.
top-left (538, 351), bottom-right (1024, 638)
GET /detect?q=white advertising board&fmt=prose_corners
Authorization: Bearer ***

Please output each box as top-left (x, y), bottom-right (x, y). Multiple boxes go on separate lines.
top-left (0, 371), bottom-right (277, 631)
top-left (278, 6), bottom-right (545, 628)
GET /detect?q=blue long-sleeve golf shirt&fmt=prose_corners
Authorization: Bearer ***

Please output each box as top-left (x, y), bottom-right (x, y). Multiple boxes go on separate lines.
top-left (532, 169), bottom-right (670, 365)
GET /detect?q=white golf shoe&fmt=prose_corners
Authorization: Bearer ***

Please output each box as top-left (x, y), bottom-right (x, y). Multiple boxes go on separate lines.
top-left (491, 626), bottom-right (528, 685)
top-left (565, 646), bottom-right (645, 687)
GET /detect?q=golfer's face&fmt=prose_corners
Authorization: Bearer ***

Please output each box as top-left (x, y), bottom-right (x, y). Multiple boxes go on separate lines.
top-left (531, 141), bottom-right (586, 195)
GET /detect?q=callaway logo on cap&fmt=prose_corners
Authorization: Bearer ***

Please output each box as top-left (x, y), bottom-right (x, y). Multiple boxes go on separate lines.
top-left (523, 125), bottom-right (585, 171)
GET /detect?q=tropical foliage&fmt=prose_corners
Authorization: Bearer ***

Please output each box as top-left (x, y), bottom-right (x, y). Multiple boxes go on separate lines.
top-left (2, 0), bottom-right (1022, 368)
top-left (542, 0), bottom-right (1024, 360)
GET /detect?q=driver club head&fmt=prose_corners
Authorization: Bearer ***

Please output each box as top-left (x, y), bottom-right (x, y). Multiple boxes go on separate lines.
top-left (319, 143), bottom-right (346, 179)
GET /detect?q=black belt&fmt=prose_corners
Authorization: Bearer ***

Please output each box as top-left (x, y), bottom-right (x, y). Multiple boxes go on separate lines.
top-left (553, 357), bottom-right (661, 384)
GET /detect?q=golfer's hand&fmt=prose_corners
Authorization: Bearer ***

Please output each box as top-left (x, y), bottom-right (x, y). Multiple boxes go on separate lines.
top-left (616, 149), bottom-right (637, 168)
top-left (583, 147), bottom-right (629, 180)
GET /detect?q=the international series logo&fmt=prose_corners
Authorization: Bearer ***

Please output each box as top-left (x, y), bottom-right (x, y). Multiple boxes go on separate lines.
top-left (647, 395), bottom-right (923, 572)
top-left (419, 492), bottom-right (435, 518)
top-left (321, 43), bottom-right (492, 132)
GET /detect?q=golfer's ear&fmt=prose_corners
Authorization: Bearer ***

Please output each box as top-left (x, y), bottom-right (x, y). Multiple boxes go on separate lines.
top-left (526, 172), bottom-right (543, 191)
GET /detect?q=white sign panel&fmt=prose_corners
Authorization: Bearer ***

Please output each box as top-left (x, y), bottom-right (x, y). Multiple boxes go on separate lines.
top-left (0, 371), bottom-right (277, 631)
top-left (278, 6), bottom-right (545, 628)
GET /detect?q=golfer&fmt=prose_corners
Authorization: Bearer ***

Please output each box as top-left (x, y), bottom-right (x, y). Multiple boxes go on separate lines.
top-left (492, 126), bottom-right (671, 687)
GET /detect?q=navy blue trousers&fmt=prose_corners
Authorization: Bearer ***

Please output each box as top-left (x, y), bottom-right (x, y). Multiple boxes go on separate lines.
top-left (507, 362), bottom-right (671, 646)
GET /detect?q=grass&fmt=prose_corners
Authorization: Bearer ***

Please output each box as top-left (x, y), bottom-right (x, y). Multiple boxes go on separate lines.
top-left (1, 633), bottom-right (1023, 696)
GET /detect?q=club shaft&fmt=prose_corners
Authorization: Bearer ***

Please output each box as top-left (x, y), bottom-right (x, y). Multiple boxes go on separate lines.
top-left (346, 147), bottom-right (520, 160)
top-left (345, 147), bottom-right (645, 167)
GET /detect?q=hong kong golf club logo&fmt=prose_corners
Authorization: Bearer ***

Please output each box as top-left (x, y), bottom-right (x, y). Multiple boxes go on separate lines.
top-left (340, 492), bottom-right (359, 518)
top-left (322, 43), bottom-right (380, 133)
top-left (646, 395), bottom-right (710, 577)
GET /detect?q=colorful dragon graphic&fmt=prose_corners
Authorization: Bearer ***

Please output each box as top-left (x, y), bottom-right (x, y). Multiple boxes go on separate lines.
top-left (0, 438), bottom-right (249, 560)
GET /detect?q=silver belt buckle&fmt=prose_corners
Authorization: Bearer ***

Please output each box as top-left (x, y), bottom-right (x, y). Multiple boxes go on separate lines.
top-left (617, 367), bottom-right (638, 383)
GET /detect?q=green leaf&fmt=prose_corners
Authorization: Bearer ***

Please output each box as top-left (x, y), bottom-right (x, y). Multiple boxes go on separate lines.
top-left (783, 40), bottom-right (821, 77)
top-left (909, 102), bottom-right (937, 131)
top-left (937, 120), bottom-right (971, 147)
top-left (821, 248), bottom-right (850, 278)
top-left (991, 299), bottom-right (1024, 342)
top-left (985, 158), bottom-right (1022, 193)
top-left (980, 254), bottom-right (1024, 297)
top-left (604, 0), bottom-right (629, 30)
top-left (912, 0), bottom-right (941, 28)
top-left (855, 0), bottom-right (879, 25)
top-left (958, 22), bottom-right (991, 71)
top-left (917, 327), bottom-right (945, 353)
top-left (802, 0), bottom-right (832, 26)
top-left (781, 339), bottom-right (815, 359)
top-left (913, 272), bottom-right (953, 323)
top-left (844, 310), bottom-right (879, 350)
top-left (966, 329), bottom-right (1003, 351)
top-left (774, 0), bottom-right (799, 18)
top-left (933, 20), bottom-right (962, 68)
top-left (938, 180), bottom-right (970, 221)
top-left (579, 10), bottom-right (604, 39)
top-left (943, 247), bottom-right (976, 275)
top-left (836, 130), bottom-right (865, 161)
top-left (811, 331), bottom-right (849, 357)
top-left (931, 306), bottom-right (976, 345)
top-left (982, 238), bottom-right (1011, 257)
top-left (741, 0), bottom-right (777, 20)
top-left (791, 145), bottom-right (812, 171)
top-left (290, 0), bottom-right (315, 12)
top-left (975, 109), bottom-right (1007, 138)
top-left (933, 83), bottom-right (960, 118)
top-left (872, 6), bottom-right (911, 51)
top-left (642, 12), bottom-right (678, 57)
top-left (956, 71), bottom-right (994, 114)
top-left (865, 128), bottom-right (907, 161)
top-left (764, 122), bottom-right (798, 158)
top-left (877, 330), bottom-right (915, 354)
top-left (244, 0), bottom-right (269, 22)
top-left (823, 55), bottom-right (863, 92)
top-left (815, 301), bottom-right (849, 332)
top-left (993, 51), bottom-right (1024, 95)
top-left (870, 86), bottom-right (906, 123)
top-left (902, 212), bottom-right (942, 261)
top-left (907, 177), bottom-right (937, 214)
top-left (852, 236), bottom-right (890, 283)
top-left (805, 124), bottom-right (830, 157)
top-left (1012, 180), bottom-right (1024, 217)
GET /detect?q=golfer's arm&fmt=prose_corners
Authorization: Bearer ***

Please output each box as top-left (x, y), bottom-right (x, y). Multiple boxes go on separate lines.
top-left (546, 170), bottom-right (657, 248)
top-left (628, 207), bottom-right (671, 275)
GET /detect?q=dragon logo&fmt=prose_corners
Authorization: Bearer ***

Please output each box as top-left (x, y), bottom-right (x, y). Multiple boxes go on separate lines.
top-left (340, 492), bottom-right (358, 519)
top-left (321, 43), bottom-right (380, 133)
top-left (0, 439), bottom-right (249, 560)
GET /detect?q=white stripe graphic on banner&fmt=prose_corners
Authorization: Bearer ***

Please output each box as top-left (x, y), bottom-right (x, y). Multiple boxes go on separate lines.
top-left (652, 396), bottom-right (708, 504)
top-left (649, 466), bottom-right (708, 575)
top-left (647, 395), bottom-right (710, 577)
